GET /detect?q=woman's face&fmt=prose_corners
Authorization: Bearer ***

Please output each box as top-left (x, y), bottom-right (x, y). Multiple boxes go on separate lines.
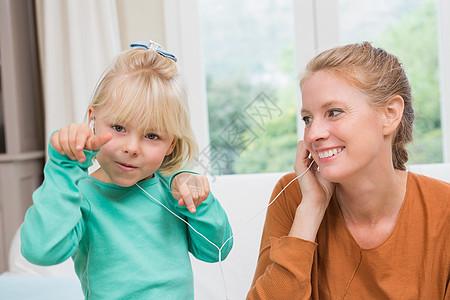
top-left (301, 70), bottom-right (388, 182)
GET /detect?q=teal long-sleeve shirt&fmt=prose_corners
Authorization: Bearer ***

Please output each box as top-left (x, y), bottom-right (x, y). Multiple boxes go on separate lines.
top-left (21, 143), bottom-right (233, 299)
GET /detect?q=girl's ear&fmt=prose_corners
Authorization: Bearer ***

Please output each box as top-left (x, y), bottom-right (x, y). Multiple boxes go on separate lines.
top-left (88, 107), bottom-right (95, 133)
top-left (382, 95), bottom-right (404, 136)
top-left (166, 137), bottom-right (178, 156)
top-left (88, 106), bottom-right (95, 123)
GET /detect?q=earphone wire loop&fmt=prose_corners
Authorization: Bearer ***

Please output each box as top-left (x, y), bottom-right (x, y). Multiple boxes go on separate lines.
top-left (135, 159), bottom-right (315, 300)
top-left (221, 159), bottom-right (315, 247)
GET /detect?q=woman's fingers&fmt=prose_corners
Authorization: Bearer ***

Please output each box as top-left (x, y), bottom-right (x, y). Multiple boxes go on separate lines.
top-left (294, 140), bottom-right (314, 175)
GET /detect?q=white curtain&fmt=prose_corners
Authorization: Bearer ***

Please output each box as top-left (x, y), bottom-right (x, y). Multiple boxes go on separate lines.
top-left (35, 0), bottom-right (121, 146)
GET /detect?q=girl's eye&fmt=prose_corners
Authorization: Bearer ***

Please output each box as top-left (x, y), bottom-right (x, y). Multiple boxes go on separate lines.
top-left (145, 133), bottom-right (159, 140)
top-left (329, 109), bottom-right (343, 117)
top-left (302, 116), bottom-right (312, 124)
top-left (112, 125), bottom-right (125, 132)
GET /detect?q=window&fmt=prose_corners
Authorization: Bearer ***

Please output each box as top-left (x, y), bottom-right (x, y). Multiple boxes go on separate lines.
top-left (164, 0), bottom-right (449, 176)
top-left (338, 0), bottom-right (442, 164)
top-left (198, 0), bottom-right (297, 175)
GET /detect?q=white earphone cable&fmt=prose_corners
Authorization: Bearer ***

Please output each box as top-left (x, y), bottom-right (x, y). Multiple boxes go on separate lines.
top-left (135, 160), bottom-right (315, 300)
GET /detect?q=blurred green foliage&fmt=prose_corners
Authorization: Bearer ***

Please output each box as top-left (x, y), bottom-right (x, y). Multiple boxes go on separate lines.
top-left (377, 0), bottom-right (442, 164)
top-left (205, 0), bottom-right (442, 175)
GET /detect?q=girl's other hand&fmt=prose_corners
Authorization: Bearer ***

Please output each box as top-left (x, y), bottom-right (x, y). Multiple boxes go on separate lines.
top-left (171, 173), bottom-right (211, 213)
top-left (51, 123), bottom-right (112, 163)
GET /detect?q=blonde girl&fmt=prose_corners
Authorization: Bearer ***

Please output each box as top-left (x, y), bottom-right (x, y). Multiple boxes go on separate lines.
top-left (21, 41), bottom-right (233, 300)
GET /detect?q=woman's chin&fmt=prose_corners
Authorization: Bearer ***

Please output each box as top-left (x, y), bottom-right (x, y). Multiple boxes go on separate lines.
top-left (317, 167), bottom-right (345, 183)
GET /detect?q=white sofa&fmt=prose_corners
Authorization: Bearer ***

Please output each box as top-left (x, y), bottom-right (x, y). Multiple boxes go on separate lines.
top-left (192, 163), bottom-right (450, 299)
top-left (1, 164), bottom-right (449, 300)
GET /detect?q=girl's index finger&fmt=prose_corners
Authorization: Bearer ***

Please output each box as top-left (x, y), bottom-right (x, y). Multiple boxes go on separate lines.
top-left (88, 132), bottom-right (112, 151)
top-left (178, 183), bottom-right (196, 213)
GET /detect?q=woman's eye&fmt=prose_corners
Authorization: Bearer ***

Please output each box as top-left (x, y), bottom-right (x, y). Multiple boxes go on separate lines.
top-left (329, 109), bottom-right (343, 117)
top-left (145, 133), bottom-right (159, 140)
top-left (302, 116), bottom-right (312, 124)
top-left (112, 125), bottom-right (125, 132)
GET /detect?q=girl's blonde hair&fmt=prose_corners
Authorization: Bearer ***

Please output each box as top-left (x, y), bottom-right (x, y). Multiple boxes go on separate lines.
top-left (300, 42), bottom-right (415, 171)
top-left (88, 48), bottom-right (198, 175)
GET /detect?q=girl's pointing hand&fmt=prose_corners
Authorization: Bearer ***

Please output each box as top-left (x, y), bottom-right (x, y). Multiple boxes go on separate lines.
top-left (51, 123), bottom-right (112, 163)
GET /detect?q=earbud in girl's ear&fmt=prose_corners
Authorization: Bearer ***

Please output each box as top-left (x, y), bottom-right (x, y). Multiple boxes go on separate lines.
top-left (89, 119), bottom-right (95, 133)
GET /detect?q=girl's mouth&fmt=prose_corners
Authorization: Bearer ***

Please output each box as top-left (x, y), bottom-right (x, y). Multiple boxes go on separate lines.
top-left (116, 162), bottom-right (137, 170)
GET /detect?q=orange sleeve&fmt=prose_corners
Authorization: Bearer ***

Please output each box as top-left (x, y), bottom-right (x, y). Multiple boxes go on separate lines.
top-left (247, 173), bottom-right (317, 300)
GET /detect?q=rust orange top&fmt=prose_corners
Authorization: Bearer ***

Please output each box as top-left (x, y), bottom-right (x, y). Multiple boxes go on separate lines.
top-left (248, 172), bottom-right (450, 299)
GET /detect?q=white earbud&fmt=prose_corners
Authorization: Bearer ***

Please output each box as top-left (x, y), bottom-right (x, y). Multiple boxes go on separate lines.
top-left (89, 119), bottom-right (95, 132)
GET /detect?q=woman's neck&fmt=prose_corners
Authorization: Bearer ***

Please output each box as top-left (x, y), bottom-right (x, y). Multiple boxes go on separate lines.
top-left (335, 167), bottom-right (408, 226)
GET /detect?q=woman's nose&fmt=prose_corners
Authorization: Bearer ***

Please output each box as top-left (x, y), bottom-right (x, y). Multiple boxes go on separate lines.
top-left (304, 119), bottom-right (330, 143)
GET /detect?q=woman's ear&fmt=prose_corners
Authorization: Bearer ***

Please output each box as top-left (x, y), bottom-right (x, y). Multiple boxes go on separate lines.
top-left (166, 137), bottom-right (178, 156)
top-left (382, 95), bottom-right (404, 136)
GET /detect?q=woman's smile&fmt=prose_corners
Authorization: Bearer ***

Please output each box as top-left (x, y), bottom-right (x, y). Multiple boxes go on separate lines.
top-left (316, 147), bottom-right (344, 160)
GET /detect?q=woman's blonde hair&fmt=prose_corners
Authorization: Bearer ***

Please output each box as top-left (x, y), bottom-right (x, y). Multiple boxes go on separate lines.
top-left (88, 48), bottom-right (198, 175)
top-left (300, 42), bottom-right (415, 171)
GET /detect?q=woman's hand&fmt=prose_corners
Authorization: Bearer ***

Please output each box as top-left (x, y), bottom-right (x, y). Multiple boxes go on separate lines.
top-left (171, 173), bottom-right (211, 213)
top-left (51, 123), bottom-right (112, 163)
top-left (290, 141), bottom-right (335, 241)
top-left (294, 141), bottom-right (335, 207)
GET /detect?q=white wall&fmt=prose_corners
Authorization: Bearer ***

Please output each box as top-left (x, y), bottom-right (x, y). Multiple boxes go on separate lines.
top-left (116, 0), bottom-right (166, 50)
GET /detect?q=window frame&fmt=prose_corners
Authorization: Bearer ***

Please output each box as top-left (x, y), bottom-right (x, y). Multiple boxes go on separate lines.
top-left (164, 0), bottom-right (211, 172)
top-left (438, 0), bottom-right (450, 162)
top-left (164, 0), bottom-right (449, 176)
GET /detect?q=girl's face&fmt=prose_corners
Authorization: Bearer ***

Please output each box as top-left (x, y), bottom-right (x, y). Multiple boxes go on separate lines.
top-left (89, 107), bottom-right (177, 187)
top-left (301, 71), bottom-right (388, 183)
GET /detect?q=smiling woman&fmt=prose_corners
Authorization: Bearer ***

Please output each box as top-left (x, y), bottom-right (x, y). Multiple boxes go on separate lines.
top-left (300, 43), bottom-right (415, 173)
top-left (248, 42), bottom-right (450, 299)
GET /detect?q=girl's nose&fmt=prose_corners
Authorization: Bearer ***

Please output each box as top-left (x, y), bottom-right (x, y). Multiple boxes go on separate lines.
top-left (122, 135), bottom-right (140, 156)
